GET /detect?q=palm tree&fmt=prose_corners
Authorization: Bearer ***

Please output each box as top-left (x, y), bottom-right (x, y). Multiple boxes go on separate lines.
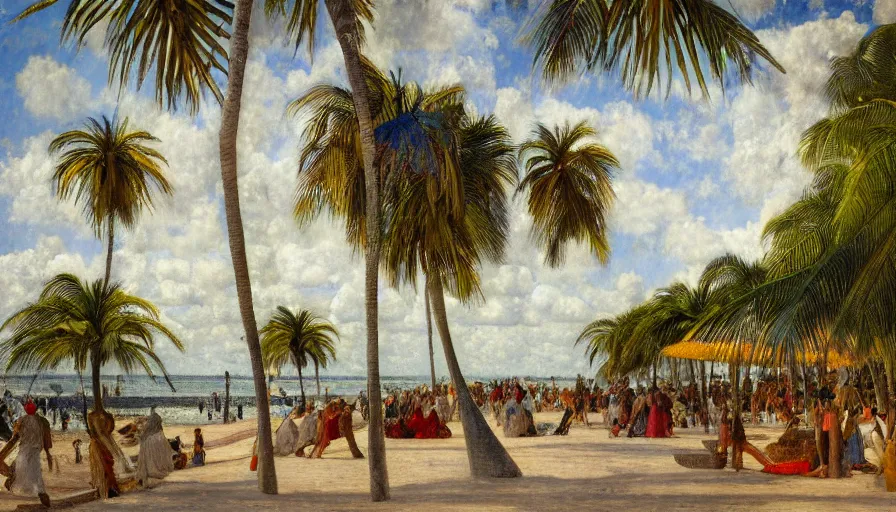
top-left (49, 116), bottom-right (171, 286)
top-left (0, 274), bottom-right (183, 412)
top-left (293, 66), bottom-right (523, 477)
top-left (517, 121), bottom-right (617, 267)
top-left (17, 0), bottom-right (387, 497)
top-left (795, 23), bottom-right (896, 443)
top-left (306, 327), bottom-right (338, 401)
top-left (522, 0), bottom-right (785, 97)
top-left (13, 0), bottom-right (284, 494)
top-left (260, 306), bottom-right (338, 408)
top-left (382, 113), bottom-right (522, 478)
top-left (266, 0), bottom-right (387, 497)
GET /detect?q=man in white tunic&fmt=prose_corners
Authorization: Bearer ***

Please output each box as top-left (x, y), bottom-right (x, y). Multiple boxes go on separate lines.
top-left (5, 401), bottom-right (52, 507)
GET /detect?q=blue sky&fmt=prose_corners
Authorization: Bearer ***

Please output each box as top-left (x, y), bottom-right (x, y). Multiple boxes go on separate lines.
top-left (0, 0), bottom-right (890, 378)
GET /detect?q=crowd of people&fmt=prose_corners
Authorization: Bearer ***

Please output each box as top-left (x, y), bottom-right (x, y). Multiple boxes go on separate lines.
top-left (271, 398), bottom-right (364, 458)
top-left (383, 385), bottom-right (453, 439)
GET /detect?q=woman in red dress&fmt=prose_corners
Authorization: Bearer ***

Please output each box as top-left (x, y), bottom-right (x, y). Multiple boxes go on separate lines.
top-left (645, 387), bottom-right (669, 438)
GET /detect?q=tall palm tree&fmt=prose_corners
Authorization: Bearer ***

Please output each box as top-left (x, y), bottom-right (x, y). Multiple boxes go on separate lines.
top-left (517, 121), bottom-right (617, 268)
top-left (293, 67), bottom-right (523, 477)
top-left (382, 113), bottom-right (522, 478)
top-left (13, 0), bottom-right (284, 494)
top-left (0, 274), bottom-right (183, 412)
top-left (795, 23), bottom-right (896, 442)
top-left (260, 306), bottom-right (338, 408)
top-left (266, 0), bottom-right (387, 497)
top-left (17, 0), bottom-right (388, 497)
top-left (49, 116), bottom-right (171, 286)
top-left (522, 0), bottom-right (785, 97)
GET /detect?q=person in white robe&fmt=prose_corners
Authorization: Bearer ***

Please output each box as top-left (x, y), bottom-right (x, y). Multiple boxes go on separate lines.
top-left (502, 398), bottom-right (528, 438)
top-left (136, 407), bottom-right (174, 487)
top-left (7, 401), bottom-right (51, 507)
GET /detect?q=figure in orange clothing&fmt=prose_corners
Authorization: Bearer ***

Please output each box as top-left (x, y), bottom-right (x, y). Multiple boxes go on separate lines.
top-left (310, 401), bottom-right (363, 459)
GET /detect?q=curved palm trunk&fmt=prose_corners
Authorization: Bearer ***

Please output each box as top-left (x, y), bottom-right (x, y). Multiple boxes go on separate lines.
top-left (104, 216), bottom-right (115, 287)
top-left (428, 274), bottom-right (522, 478)
top-left (315, 360), bottom-right (321, 401)
top-left (425, 279), bottom-right (436, 390)
top-left (218, 0), bottom-right (277, 495)
top-left (325, 0), bottom-right (389, 501)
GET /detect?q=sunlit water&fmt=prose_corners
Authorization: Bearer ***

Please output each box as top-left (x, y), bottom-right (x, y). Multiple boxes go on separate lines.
top-left (1, 374), bottom-right (579, 430)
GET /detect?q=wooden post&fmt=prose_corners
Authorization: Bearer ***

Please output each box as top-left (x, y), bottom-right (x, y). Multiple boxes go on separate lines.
top-left (224, 371), bottom-right (231, 424)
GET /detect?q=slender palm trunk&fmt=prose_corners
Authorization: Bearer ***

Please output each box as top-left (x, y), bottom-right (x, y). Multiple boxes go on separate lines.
top-left (425, 279), bottom-right (436, 390)
top-left (218, 0), bottom-right (276, 495)
top-left (325, 0), bottom-right (388, 501)
top-left (801, 361), bottom-right (810, 427)
top-left (315, 360), bottom-right (321, 401)
top-left (104, 216), bottom-right (115, 287)
top-left (886, 360), bottom-right (896, 440)
top-left (90, 353), bottom-right (103, 412)
top-left (699, 361), bottom-right (708, 433)
top-left (428, 274), bottom-right (521, 478)
top-left (77, 369), bottom-right (90, 434)
top-left (298, 365), bottom-right (306, 407)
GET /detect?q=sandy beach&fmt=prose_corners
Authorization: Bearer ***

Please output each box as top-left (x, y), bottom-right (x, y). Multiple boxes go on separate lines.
top-left (2, 412), bottom-right (894, 512)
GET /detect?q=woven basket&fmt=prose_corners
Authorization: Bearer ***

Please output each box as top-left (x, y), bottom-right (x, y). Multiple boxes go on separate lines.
top-left (673, 452), bottom-right (725, 470)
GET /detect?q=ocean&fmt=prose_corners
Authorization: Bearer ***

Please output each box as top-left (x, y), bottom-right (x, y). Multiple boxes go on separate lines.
top-left (1, 374), bottom-right (579, 430)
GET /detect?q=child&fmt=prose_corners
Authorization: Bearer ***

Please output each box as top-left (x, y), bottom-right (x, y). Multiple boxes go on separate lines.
top-left (609, 418), bottom-right (621, 438)
top-left (192, 428), bottom-right (205, 466)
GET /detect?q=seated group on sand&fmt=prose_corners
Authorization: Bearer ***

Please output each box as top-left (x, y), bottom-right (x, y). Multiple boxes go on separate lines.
top-left (383, 387), bottom-right (453, 440)
top-left (273, 399), bottom-right (364, 458)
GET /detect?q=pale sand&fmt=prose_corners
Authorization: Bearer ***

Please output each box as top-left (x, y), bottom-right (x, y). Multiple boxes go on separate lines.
top-left (2, 412), bottom-right (895, 511)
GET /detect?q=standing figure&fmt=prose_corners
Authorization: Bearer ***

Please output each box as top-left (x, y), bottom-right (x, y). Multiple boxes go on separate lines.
top-left (198, 400), bottom-right (204, 415)
top-left (73, 439), bottom-right (83, 464)
top-left (4, 401), bottom-right (52, 507)
top-left (136, 407), bottom-right (174, 487)
top-left (237, 403), bottom-right (244, 420)
top-left (192, 429), bottom-right (205, 466)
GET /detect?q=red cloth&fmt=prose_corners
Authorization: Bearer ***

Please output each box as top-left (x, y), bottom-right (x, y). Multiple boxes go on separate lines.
top-left (407, 407), bottom-right (427, 434)
top-left (325, 413), bottom-right (342, 440)
top-left (416, 410), bottom-right (440, 439)
top-left (762, 461), bottom-right (810, 475)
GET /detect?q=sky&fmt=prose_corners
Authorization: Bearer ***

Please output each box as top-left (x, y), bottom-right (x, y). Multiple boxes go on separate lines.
top-left (0, 0), bottom-right (891, 380)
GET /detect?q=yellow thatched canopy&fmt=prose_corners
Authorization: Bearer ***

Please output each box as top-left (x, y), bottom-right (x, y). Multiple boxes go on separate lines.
top-left (660, 340), bottom-right (853, 369)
